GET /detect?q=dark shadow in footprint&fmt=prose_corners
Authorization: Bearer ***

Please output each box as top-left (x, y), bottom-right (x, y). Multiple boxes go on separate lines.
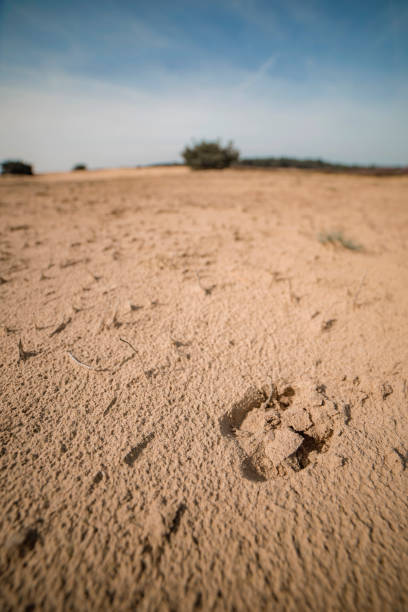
top-left (219, 413), bottom-right (234, 437)
top-left (220, 382), bottom-right (341, 482)
top-left (240, 457), bottom-right (267, 482)
top-left (294, 430), bottom-right (333, 469)
top-left (219, 387), bottom-right (264, 437)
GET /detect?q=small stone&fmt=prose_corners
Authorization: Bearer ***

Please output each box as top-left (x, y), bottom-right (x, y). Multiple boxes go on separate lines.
top-left (265, 409), bottom-right (281, 428)
top-left (264, 428), bottom-right (304, 465)
top-left (281, 407), bottom-right (312, 432)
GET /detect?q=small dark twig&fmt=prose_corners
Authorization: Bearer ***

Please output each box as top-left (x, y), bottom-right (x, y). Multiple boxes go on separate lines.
top-left (103, 396), bottom-right (117, 417)
top-left (50, 317), bottom-right (72, 337)
top-left (130, 304), bottom-right (143, 311)
top-left (120, 338), bottom-right (149, 381)
top-left (322, 319), bottom-right (337, 332)
top-left (170, 336), bottom-right (191, 349)
top-left (18, 339), bottom-right (39, 362)
top-left (40, 271), bottom-right (52, 281)
top-left (60, 258), bottom-right (88, 269)
top-left (112, 313), bottom-right (123, 329)
top-left (393, 448), bottom-right (408, 471)
top-left (382, 383), bottom-right (393, 400)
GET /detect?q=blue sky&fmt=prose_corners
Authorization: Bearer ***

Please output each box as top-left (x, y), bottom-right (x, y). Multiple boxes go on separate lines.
top-left (1, 0), bottom-right (407, 171)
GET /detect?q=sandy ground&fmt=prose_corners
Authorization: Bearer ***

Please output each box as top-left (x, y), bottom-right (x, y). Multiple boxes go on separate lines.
top-left (0, 166), bottom-right (408, 611)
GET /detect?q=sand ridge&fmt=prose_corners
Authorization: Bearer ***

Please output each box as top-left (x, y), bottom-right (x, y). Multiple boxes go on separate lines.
top-left (0, 167), bottom-right (408, 610)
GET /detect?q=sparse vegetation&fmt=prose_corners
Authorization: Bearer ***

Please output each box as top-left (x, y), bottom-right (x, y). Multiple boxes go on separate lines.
top-left (2, 160), bottom-right (33, 175)
top-left (237, 157), bottom-right (407, 175)
top-left (72, 163), bottom-right (87, 171)
top-left (239, 156), bottom-right (331, 170)
top-left (318, 231), bottom-right (362, 251)
top-left (182, 140), bottom-right (239, 170)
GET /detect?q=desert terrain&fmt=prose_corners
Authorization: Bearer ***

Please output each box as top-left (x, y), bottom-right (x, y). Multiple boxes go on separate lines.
top-left (0, 166), bottom-right (407, 611)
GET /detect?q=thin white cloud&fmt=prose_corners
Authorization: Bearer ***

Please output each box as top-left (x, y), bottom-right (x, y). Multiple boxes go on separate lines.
top-left (237, 55), bottom-right (279, 92)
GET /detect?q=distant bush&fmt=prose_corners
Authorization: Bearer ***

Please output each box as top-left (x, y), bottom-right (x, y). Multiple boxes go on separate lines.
top-left (72, 163), bottom-right (87, 171)
top-left (2, 160), bottom-right (33, 175)
top-left (182, 140), bottom-right (239, 170)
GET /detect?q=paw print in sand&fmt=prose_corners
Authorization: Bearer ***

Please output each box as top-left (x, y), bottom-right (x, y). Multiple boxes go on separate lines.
top-left (220, 383), bottom-right (335, 481)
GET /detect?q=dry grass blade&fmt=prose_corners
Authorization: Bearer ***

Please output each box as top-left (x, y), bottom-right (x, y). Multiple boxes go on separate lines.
top-left (120, 337), bottom-right (149, 381)
top-left (67, 351), bottom-right (107, 372)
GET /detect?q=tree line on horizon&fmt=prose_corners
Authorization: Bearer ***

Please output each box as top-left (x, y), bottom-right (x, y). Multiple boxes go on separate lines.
top-left (1, 141), bottom-right (407, 176)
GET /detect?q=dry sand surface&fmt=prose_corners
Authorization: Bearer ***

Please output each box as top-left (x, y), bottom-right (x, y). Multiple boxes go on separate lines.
top-left (1, 166), bottom-right (408, 611)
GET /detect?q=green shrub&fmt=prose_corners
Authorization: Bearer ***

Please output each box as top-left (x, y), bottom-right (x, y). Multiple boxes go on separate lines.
top-left (2, 160), bottom-right (33, 175)
top-left (318, 231), bottom-right (362, 251)
top-left (72, 163), bottom-right (87, 171)
top-left (182, 140), bottom-right (239, 170)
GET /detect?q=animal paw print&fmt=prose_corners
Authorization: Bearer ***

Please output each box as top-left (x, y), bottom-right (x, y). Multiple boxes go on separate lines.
top-left (220, 382), bottom-right (335, 481)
